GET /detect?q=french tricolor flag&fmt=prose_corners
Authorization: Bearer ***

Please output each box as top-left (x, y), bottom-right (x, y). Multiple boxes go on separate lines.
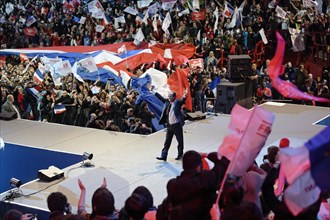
top-left (26, 87), bottom-right (40, 96)
top-left (33, 68), bottom-right (44, 84)
top-left (54, 104), bottom-right (67, 115)
top-left (223, 1), bottom-right (234, 18)
top-left (279, 126), bottom-right (330, 215)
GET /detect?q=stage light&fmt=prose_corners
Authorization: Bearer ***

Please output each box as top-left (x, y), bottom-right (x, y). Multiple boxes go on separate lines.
top-left (82, 152), bottom-right (94, 167)
top-left (10, 178), bottom-right (22, 188)
top-left (83, 152), bottom-right (93, 160)
top-left (4, 177), bottom-right (23, 200)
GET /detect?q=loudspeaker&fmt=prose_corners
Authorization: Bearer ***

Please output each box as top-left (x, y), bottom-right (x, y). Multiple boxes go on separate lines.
top-left (186, 111), bottom-right (206, 121)
top-left (0, 111), bottom-right (17, 120)
top-left (216, 81), bottom-right (253, 114)
top-left (227, 55), bottom-right (251, 82)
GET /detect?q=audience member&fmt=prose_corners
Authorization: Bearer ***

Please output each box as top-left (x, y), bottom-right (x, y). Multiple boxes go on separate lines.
top-left (156, 150), bottom-right (229, 220)
top-left (47, 192), bottom-right (72, 220)
top-left (3, 209), bottom-right (35, 220)
top-left (77, 178), bottom-right (118, 220)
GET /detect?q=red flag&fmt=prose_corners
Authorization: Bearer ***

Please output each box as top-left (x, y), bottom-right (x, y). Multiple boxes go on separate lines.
top-left (0, 56), bottom-right (6, 67)
top-left (167, 68), bottom-right (192, 111)
top-left (268, 32), bottom-right (330, 103)
top-left (23, 27), bottom-right (37, 36)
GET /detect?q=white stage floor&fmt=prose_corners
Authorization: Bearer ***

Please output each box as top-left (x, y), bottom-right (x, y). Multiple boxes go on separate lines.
top-left (0, 102), bottom-right (329, 214)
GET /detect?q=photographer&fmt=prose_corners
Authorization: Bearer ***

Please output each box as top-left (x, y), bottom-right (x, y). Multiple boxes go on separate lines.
top-left (260, 146), bottom-right (279, 173)
top-left (130, 118), bottom-right (152, 135)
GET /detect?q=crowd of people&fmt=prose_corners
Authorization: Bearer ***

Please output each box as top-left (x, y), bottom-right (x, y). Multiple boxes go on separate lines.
top-left (3, 144), bottom-right (330, 220)
top-left (0, 0), bottom-right (329, 133)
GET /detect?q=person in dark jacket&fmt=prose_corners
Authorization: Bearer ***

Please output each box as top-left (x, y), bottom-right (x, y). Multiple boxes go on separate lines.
top-left (156, 150), bottom-right (229, 220)
top-left (156, 89), bottom-right (187, 161)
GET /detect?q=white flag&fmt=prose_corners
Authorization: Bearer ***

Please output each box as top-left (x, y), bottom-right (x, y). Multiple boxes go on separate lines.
top-left (124, 6), bottom-right (139, 15)
top-left (303, 0), bottom-right (318, 8)
top-left (284, 170), bottom-right (321, 216)
top-left (275, 6), bottom-right (287, 20)
top-left (79, 16), bottom-right (86, 24)
top-left (51, 60), bottom-right (72, 78)
top-left (214, 7), bottom-right (219, 33)
top-left (137, 0), bottom-right (153, 8)
top-left (88, 0), bottom-right (104, 13)
top-left (115, 16), bottom-right (126, 29)
top-left (142, 68), bottom-right (170, 97)
top-left (120, 70), bottom-right (132, 89)
top-left (5, 3), bottom-right (14, 14)
top-left (72, 57), bottom-right (98, 83)
top-left (117, 16), bottom-right (126, 23)
top-left (134, 28), bottom-right (145, 45)
top-left (164, 49), bottom-right (172, 59)
top-left (41, 57), bottom-right (62, 71)
top-left (227, 105), bottom-right (275, 177)
top-left (192, 0), bottom-right (200, 10)
top-left (196, 30), bottom-right (201, 42)
top-left (18, 17), bottom-right (26, 24)
top-left (268, 0), bottom-right (275, 8)
top-left (178, 9), bottom-right (189, 17)
top-left (147, 2), bottom-right (161, 15)
top-left (161, 1), bottom-right (177, 11)
top-left (152, 16), bottom-right (158, 32)
top-left (77, 57), bottom-right (98, 73)
top-left (279, 145), bottom-right (311, 185)
top-left (238, 0), bottom-right (246, 12)
top-left (117, 45), bottom-right (127, 56)
top-left (259, 28), bottom-right (268, 44)
top-left (91, 86), bottom-right (101, 94)
top-left (142, 11), bottom-right (149, 24)
top-left (92, 10), bottom-right (105, 19)
top-left (187, 1), bottom-right (197, 12)
top-left (53, 60), bottom-right (72, 76)
top-left (95, 25), bottom-right (104, 32)
top-left (218, 104), bottom-right (253, 160)
top-left (162, 12), bottom-right (172, 33)
top-left (229, 7), bottom-right (238, 28)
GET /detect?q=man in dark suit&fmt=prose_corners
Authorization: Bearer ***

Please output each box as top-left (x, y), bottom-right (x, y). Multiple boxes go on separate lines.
top-left (156, 89), bottom-right (188, 161)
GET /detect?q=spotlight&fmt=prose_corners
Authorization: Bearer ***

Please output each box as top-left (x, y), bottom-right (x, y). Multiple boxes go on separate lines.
top-left (10, 178), bottom-right (22, 188)
top-left (83, 152), bottom-right (93, 160)
top-left (4, 178), bottom-right (23, 200)
top-left (82, 152), bottom-right (94, 167)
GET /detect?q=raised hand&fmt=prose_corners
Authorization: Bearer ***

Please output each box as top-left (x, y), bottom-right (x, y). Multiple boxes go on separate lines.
top-left (78, 178), bottom-right (85, 191)
top-left (101, 177), bottom-right (107, 188)
top-left (183, 88), bottom-right (188, 98)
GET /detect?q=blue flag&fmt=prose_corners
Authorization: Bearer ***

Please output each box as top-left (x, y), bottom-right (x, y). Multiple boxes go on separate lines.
top-left (305, 126), bottom-right (330, 190)
top-left (73, 16), bottom-right (80, 23)
top-left (208, 76), bottom-right (220, 96)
